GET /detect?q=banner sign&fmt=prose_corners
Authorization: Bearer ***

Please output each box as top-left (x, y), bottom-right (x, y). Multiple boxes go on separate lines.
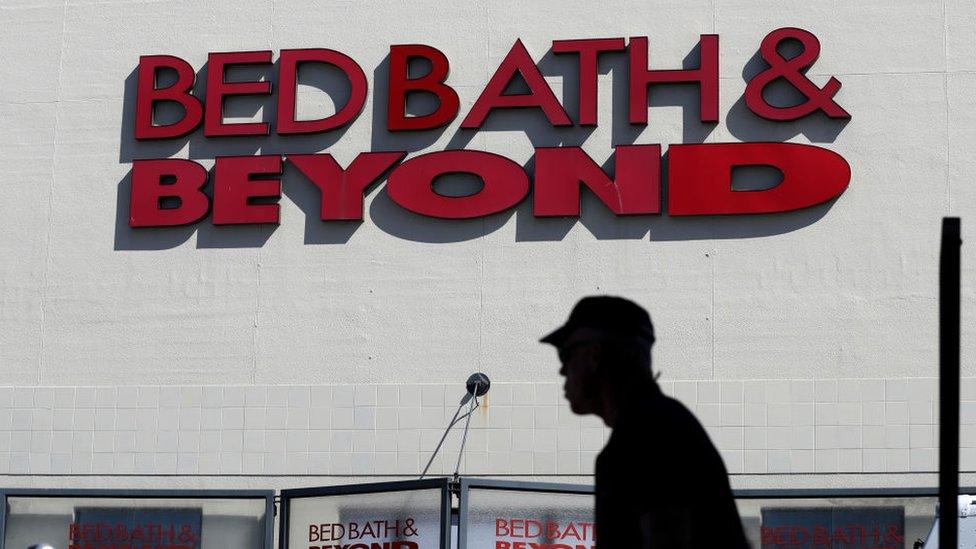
top-left (0, 489), bottom-right (274, 549)
top-left (279, 479), bottom-right (451, 549)
top-left (760, 506), bottom-right (905, 549)
top-left (459, 480), bottom-right (594, 549)
top-left (126, 29), bottom-right (852, 231)
top-left (71, 507), bottom-right (202, 549)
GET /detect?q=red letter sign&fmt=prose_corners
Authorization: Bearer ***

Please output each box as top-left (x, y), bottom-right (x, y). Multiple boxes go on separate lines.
top-left (277, 48), bottom-right (368, 134)
top-left (212, 155), bottom-right (283, 224)
top-left (290, 152), bottom-right (406, 220)
top-left (386, 150), bottom-right (529, 218)
top-left (134, 55), bottom-right (203, 140)
top-left (461, 39), bottom-right (571, 128)
top-left (534, 145), bottom-right (661, 216)
top-left (204, 51), bottom-right (273, 137)
top-left (629, 35), bottom-right (719, 124)
top-left (667, 142), bottom-right (851, 215)
top-left (744, 28), bottom-right (851, 121)
top-left (129, 159), bottom-right (209, 227)
top-left (387, 44), bottom-right (460, 131)
top-left (551, 38), bottom-right (626, 126)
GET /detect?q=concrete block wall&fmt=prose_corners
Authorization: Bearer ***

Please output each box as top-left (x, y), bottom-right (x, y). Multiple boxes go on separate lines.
top-left (0, 378), bottom-right (972, 478)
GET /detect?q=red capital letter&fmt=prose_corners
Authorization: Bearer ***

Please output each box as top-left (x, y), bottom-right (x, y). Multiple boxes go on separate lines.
top-left (534, 145), bottom-right (660, 216)
top-left (667, 142), bottom-right (851, 215)
top-left (551, 38), bottom-right (626, 125)
top-left (461, 39), bottom-right (571, 129)
top-left (205, 51), bottom-right (273, 137)
top-left (289, 152), bottom-right (405, 220)
top-left (212, 155), bottom-right (283, 224)
top-left (135, 55), bottom-right (203, 139)
top-left (277, 48), bottom-right (368, 134)
top-left (386, 150), bottom-right (529, 218)
top-left (129, 159), bottom-right (209, 227)
top-left (387, 44), bottom-right (460, 131)
top-left (628, 35), bottom-right (719, 124)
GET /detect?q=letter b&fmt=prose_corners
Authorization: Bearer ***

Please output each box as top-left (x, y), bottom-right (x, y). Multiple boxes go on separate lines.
top-left (129, 159), bottom-right (209, 227)
top-left (134, 55), bottom-right (203, 139)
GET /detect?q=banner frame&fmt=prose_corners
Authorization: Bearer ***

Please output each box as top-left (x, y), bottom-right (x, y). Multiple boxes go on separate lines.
top-left (278, 477), bottom-right (452, 549)
top-left (0, 487), bottom-right (275, 549)
top-left (457, 478), bottom-right (594, 549)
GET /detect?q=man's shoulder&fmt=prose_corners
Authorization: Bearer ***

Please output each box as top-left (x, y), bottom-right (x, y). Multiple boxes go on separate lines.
top-left (611, 393), bottom-right (722, 463)
top-left (624, 393), bottom-right (704, 432)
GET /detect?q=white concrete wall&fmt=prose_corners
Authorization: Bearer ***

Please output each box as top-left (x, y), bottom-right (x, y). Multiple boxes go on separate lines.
top-left (0, 379), bottom-right (974, 478)
top-left (1, 0), bottom-right (974, 488)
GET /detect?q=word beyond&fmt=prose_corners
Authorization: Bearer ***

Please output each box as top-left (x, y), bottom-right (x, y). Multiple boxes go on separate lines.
top-left (129, 29), bottom-right (852, 228)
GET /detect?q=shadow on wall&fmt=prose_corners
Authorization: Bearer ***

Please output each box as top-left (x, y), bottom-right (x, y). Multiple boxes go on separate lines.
top-left (114, 43), bottom-right (850, 250)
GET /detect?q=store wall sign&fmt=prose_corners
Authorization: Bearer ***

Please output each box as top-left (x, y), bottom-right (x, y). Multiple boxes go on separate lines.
top-left (306, 519), bottom-right (422, 548)
top-left (458, 481), bottom-right (596, 549)
top-left (280, 481), bottom-right (449, 549)
top-left (760, 506), bottom-right (905, 548)
top-left (493, 518), bottom-right (596, 549)
top-left (71, 507), bottom-right (202, 549)
top-left (126, 28), bottom-right (852, 229)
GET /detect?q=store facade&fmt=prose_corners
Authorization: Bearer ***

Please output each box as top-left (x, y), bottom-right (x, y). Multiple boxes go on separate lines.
top-left (1, 0), bottom-right (975, 545)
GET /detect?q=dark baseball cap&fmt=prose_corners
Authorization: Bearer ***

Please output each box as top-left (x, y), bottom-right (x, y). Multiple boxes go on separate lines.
top-left (540, 296), bottom-right (655, 346)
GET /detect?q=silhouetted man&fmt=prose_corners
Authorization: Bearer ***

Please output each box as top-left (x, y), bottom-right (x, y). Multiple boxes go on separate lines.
top-left (542, 296), bottom-right (749, 549)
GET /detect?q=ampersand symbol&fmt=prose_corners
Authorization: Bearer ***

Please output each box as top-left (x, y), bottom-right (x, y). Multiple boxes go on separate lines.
top-left (403, 518), bottom-right (418, 536)
top-left (745, 27), bottom-right (851, 121)
top-left (178, 524), bottom-right (197, 543)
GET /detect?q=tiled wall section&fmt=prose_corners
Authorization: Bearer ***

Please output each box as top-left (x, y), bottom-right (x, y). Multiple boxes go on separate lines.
top-left (0, 379), bottom-right (973, 476)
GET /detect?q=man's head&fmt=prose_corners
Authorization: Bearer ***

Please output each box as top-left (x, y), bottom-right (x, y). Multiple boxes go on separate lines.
top-left (541, 296), bottom-right (655, 418)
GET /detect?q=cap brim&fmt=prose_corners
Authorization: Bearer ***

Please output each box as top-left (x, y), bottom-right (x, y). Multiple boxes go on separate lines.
top-left (539, 324), bottom-right (572, 345)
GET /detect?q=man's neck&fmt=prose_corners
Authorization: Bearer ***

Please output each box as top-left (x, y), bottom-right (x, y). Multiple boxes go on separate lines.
top-left (599, 378), bottom-right (659, 428)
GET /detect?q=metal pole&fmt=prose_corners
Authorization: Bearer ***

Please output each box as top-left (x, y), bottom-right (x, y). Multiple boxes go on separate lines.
top-left (420, 395), bottom-right (482, 479)
top-left (421, 401), bottom-right (465, 480)
top-left (939, 217), bottom-right (961, 549)
top-left (454, 390), bottom-right (478, 478)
